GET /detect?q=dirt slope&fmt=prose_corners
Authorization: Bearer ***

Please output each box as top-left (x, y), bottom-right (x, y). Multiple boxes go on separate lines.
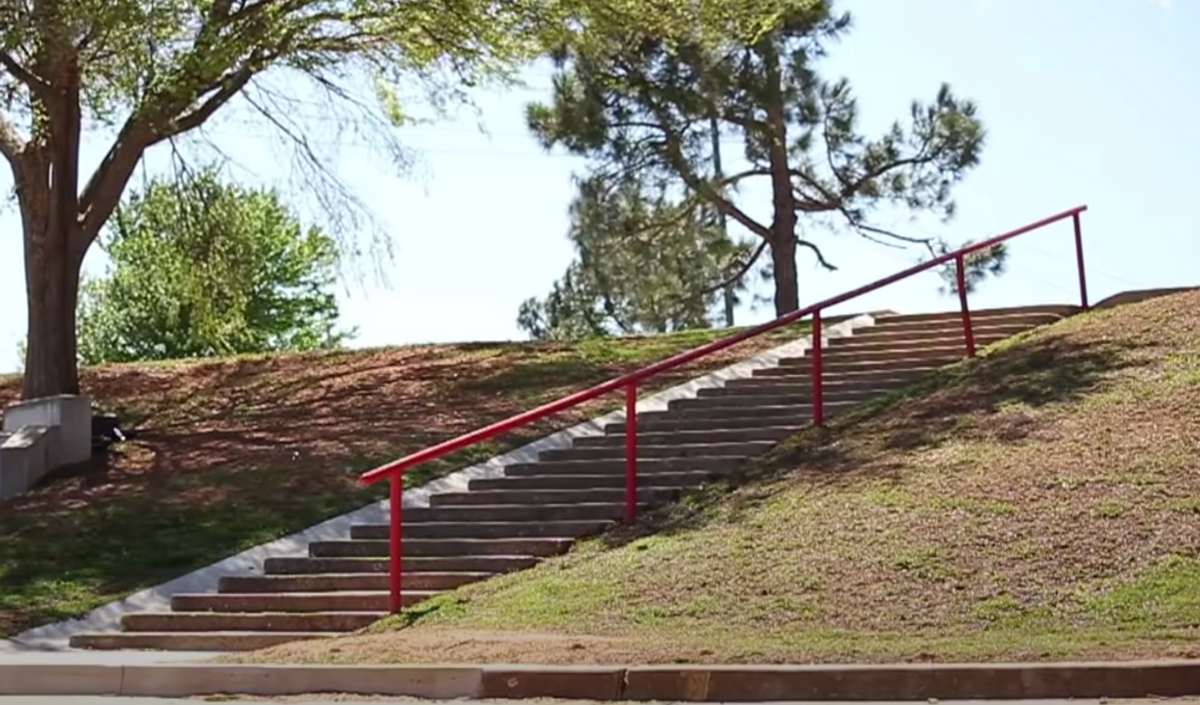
top-left (244, 292), bottom-right (1200, 665)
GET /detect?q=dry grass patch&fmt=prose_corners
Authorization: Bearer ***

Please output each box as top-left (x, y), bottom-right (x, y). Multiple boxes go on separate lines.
top-left (243, 292), bottom-right (1200, 665)
top-left (0, 324), bottom-right (806, 637)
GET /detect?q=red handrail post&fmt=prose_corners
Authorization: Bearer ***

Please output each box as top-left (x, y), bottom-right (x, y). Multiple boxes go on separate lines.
top-left (1073, 212), bottom-right (1089, 310)
top-left (388, 474), bottom-right (403, 614)
top-left (811, 310), bottom-right (824, 426)
top-left (624, 383), bottom-right (638, 522)
top-left (955, 254), bottom-right (976, 358)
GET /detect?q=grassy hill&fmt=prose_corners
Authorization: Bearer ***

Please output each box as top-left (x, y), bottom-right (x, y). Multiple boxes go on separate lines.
top-left (242, 291), bottom-right (1200, 665)
top-left (0, 324), bottom-right (805, 638)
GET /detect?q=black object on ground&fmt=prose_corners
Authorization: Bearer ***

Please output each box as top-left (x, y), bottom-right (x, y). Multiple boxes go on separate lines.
top-left (92, 412), bottom-right (137, 451)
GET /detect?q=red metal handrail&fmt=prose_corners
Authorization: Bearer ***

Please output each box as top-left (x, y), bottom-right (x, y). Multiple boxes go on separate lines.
top-left (361, 205), bottom-right (1090, 612)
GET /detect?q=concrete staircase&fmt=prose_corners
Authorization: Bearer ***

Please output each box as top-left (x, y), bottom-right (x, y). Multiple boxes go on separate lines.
top-left (69, 305), bottom-right (1076, 651)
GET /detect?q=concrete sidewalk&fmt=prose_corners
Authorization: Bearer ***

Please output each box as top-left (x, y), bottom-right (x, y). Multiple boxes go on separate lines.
top-left (1, 659), bottom-right (1199, 701)
top-left (0, 639), bottom-right (218, 666)
top-left (7, 695), bottom-right (1200, 700)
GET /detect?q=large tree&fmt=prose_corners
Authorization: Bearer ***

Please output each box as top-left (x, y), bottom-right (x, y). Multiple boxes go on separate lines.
top-left (0, 0), bottom-right (811, 400)
top-left (517, 173), bottom-right (756, 339)
top-left (526, 1), bottom-right (999, 317)
top-left (77, 167), bottom-right (350, 364)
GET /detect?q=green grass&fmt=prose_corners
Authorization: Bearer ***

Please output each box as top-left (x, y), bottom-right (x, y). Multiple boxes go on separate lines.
top-left (243, 291), bottom-right (1200, 665)
top-left (0, 322), bottom-right (808, 638)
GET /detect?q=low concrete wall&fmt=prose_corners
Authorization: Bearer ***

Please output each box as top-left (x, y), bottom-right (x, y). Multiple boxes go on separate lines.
top-left (0, 425), bottom-right (56, 500)
top-left (3, 394), bottom-right (92, 468)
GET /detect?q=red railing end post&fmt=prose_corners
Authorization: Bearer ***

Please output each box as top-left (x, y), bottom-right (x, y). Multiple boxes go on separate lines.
top-left (955, 254), bottom-right (977, 358)
top-left (1072, 212), bottom-right (1090, 310)
top-left (624, 382), bottom-right (638, 523)
top-left (388, 474), bottom-right (403, 614)
top-left (811, 311), bottom-right (824, 427)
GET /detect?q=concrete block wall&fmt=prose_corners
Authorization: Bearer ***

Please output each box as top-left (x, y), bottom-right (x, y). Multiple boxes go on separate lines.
top-left (0, 425), bottom-right (55, 499)
top-left (0, 394), bottom-right (92, 499)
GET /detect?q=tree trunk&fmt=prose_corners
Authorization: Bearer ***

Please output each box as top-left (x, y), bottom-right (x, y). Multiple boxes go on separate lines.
top-left (22, 222), bottom-right (83, 399)
top-left (760, 31), bottom-right (800, 317)
top-left (768, 230), bottom-right (799, 315)
top-left (18, 70), bottom-right (87, 400)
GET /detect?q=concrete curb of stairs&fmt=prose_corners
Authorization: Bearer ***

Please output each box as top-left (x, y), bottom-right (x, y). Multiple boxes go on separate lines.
top-left (4, 660), bottom-right (1200, 700)
top-left (3, 313), bottom-right (877, 652)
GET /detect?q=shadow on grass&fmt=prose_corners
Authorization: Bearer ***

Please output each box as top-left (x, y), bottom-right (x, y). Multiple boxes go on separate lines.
top-left (599, 328), bottom-right (1154, 549)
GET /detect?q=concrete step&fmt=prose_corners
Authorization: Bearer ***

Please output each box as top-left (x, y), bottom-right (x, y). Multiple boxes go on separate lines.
top-left (774, 351), bottom-right (962, 371)
top-left (540, 440), bottom-right (774, 461)
top-left (468, 470), bottom-right (720, 491)
top-left (309, 537), bottom-right (574, 559)
top-left (172, 591), bottom-right (438, 613)
top-left (872, 305), bottom-right (1075, 326)
top-left (402, 503), bottom-right (627, 524)
top-left (824, 330), bottom-right (1016, 355)
top-left (350, 519), bottom-right (612, 540)
top-left (658, 399), bottom-right (857, 418)
top-left (264, 555), bottom-right (541, 575)
top-left (69, 631), bottom-right (335, 651)
top-left (721, 375), bottom-right (918, 393)
top-left (579, 427), bottom-right (795, 446)
top-left (751, 364), bottom-right (943, 380)
top-left (842, 321), bottom-right (1039, 345)
top-left (121, 611), bottom-right (381, 632)
top-left (777, 344), bottom-right (968, 366)
top-left (690, 386), bottom-right (880, 404)
top-left (502, 456), bottom-right (743, 476)
top-left (724, 371), bottom-right (912, 393)
top-left (432, 487), bottom-right (683, 506)
top-left (604, 417), bottom-right (807, 434)
top-left (220, 571), bottom-right (491, 593)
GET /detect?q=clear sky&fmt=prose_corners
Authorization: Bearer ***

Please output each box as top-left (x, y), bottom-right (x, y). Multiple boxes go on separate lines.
top-left (0, 0), bottom-right (1195, 372)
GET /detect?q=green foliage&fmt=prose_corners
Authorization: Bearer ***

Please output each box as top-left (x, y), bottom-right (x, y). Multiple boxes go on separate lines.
top-left (1, 0), bottom-right (815, 399)
top-left (518, 174), bottom-right (757, 340)
top-left (77, 167), bottom-right (353, 365)
top-left (933, 240), bottom-right (1011, 297)
top-left (524, 0), bottom-right (998, 315)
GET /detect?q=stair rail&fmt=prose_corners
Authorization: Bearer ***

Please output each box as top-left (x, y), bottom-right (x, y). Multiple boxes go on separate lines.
top-left (359, 204), bottom-right (1090, 613)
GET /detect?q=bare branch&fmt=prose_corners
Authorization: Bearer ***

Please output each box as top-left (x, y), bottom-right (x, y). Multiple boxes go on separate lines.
top-left (721, 166), bottom-right (771, 187)
top-left (795, 237), bottom-right (838, 270)
top-left (701, 238), bottom-right (768, 295)
top-left (853, 220), bottom-right (937, 247)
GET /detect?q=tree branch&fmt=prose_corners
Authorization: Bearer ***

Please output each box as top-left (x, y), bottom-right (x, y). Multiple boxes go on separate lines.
top-left (702, 238), bottom-right (768, 295)
top-left (796, 237), bottom-right (838, 270)
top-left (77, 61), bottom-right (255, 243)
top-left (842, 214), bottom-right (939, 258)
top-left (657, 127), bottom-right (773, 240)
top-left (0, 113), bottom-right (23, 162)
top-left (167, 68), bottom-right (254, 136)
top-left (76, 121), bottom-right (156, 245)
top-left (0, 51), bottom-right (50, 97)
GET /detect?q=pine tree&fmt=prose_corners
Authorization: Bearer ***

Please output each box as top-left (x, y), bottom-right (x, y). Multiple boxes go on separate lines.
top-left (525, 1), bottom-right (1003, 317)
top-left (518, 173), bottom-right (758, 339)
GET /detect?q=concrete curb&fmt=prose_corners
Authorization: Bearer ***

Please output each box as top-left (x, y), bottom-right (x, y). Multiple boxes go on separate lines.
top-left (3, 660), bottom-right (1200, 700)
